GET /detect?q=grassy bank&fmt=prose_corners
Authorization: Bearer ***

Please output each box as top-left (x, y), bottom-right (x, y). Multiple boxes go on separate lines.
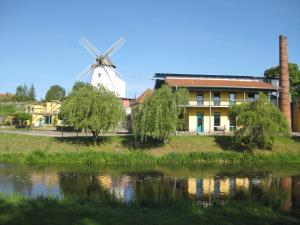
top-left (0, 134), bottom-right (300, 166)
top-left (0, 194), bottom-right (299, 225)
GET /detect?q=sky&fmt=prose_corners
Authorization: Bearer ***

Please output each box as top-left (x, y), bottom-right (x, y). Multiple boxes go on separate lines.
top-left (0, 0), bottom-right (300, 99)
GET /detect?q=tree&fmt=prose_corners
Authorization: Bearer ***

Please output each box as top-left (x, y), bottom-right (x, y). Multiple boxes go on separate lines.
top-left (60, 83), bottom-right (125, 142)
top-left (28, 84), bottom-right (36, 101)
top-left (132, 85), bottom-right (188, 143)
top-left (14, 85), bottom-right (28, 102)
top-left (264, 63), bottom-right (300, 100)
top-left (45, 85), bottom-right (66, 101)
top-left (229, 94), bottom-right (290, 150)
top-left (14, 84), bottom-right (36, 102)
top-left (13, 112), bottom-right (32, 127)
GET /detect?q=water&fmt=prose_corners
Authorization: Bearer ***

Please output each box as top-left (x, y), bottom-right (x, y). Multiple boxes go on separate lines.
top-left (0, 164), bottom-right (300, 212)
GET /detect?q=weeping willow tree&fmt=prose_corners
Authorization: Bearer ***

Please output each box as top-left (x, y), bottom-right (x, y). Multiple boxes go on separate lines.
top-left (132, 85), bottom-right (188, 143)
top-left (229, 94), bottom-right (290, 150)
top-left (60, 83), bottom-right (125, 141)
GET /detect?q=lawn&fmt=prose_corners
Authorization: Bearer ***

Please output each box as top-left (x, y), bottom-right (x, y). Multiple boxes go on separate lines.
top-left (0, 134), bottom-right (300, 166)
top-left (0, 195), bottom-right (299, 225)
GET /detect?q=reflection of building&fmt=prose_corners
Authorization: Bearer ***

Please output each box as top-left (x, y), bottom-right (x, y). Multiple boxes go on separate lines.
top-left (203, 178), bottom-right (214, 196)
top-left (235, 178), bottom-right (249, 190)
top-left (219, 178), bottom-right (230, 197)
top-left (26, 101), bottom-right (62, 127)
top-left (98, 175), bottom-right (133, 201)
top-left (188, 178), bottom-right (197, 195)
top-left (98, 175), bottom-right (112, 190)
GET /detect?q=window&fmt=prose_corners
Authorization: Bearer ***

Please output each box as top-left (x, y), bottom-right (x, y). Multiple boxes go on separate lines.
top-left (229, 92), bottom-right (236, 105)
top-left (213, 112), bottom-right (221, 131)
top-left (214, 92), bottom-right (220, 106)
top-left (196, 92), bottom-right (204, 105)
top-left (229, 117), bottom-right (236, 131)
top-left (248, 92), bottom-right (259, 102)
top-left (45, 116), bottom-right (52, 125)
top-left (98, 73), bottom-right (101, 78)
top-left (248, 93), bottom-right (255, 102)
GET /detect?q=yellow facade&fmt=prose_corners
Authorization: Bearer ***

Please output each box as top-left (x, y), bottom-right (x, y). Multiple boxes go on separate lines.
top-left (185, 90), bottom-right (264, 132)
top-left (26, 101), bottom-right (62, 127)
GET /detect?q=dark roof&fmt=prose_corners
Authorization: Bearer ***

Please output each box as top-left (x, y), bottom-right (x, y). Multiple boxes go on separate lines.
top-left (154, 73), bottom-right (279, 80)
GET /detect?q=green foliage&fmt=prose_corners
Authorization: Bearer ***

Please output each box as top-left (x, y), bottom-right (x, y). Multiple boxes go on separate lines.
top-left (229, 94), bottom-right (290, 150)
top-left (45, 85), bottom-right (66, 101)
top-left (0, 105), bottom-right (16, 116)
top-left (13, 112), bottom-right (32, 126)
top-left (60, 83), bottom-right (125, 140)
top-left (14, 84), bottom-right (36, 102)
top-left (132, 85), bottom-right (188, 143)
top-left (264, 63), bottom-right (300, 100)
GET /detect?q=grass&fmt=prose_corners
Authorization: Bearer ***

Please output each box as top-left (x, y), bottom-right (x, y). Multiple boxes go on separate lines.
top-left (0, 194), bottom-right (299, 225)
top-left (0, 134), bottom-right (300, 166)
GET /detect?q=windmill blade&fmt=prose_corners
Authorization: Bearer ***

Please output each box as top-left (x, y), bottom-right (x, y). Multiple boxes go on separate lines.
top-left (102, 37), bottom-right (125, 58)
top-left (79, 38), bottom-right (101, 58)
top-left (76, 64), bottom-right (93, 81)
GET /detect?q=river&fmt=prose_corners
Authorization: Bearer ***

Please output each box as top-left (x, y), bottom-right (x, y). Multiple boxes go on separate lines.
top-left (0, 163), bottom-right (299, 213)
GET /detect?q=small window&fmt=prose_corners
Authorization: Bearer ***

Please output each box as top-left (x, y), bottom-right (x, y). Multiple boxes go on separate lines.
top-left (196, 92), bottom-right (204, 105)
top-left (214, 92), bottom-right (220, 106)
top-left (229, 92), bottom-right (236, 105)
top-left (98, 73), bottom-right (101, 78)
top-left (214, 112), bottom-right (221, 131)
top-left (248, 93), bottom-right (255, 102)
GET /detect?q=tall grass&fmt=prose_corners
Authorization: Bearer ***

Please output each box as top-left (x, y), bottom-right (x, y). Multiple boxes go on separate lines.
top-left (0, 194), bottom-right (299, 225)
top-left (1, 150), bottom-right (300, 166)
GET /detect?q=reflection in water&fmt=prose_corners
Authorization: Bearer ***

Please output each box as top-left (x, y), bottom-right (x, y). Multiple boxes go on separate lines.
top-left (0, 164), bottom-right (300, 212)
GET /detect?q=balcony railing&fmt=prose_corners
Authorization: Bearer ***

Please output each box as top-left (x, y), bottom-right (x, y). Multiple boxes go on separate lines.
top-left (188, 98), bottom-right (259, 107)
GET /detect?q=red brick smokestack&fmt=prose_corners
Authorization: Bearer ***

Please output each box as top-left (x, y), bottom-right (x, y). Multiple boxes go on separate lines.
top-left (279, 35), bottom-right (291, 128)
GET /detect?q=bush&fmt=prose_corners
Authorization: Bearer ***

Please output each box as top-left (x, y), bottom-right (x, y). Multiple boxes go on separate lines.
top-left (229, 94), bottom-right (290, 150)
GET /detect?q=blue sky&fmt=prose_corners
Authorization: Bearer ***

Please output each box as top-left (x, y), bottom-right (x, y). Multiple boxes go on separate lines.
top-left (0, 0), bottom-right (300, 99)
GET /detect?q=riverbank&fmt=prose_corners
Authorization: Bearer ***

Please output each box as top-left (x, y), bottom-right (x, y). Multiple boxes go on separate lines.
top-left (0, 134), bottom-right (300, 165)
top-left (0, 194), bottom-right (299, 225)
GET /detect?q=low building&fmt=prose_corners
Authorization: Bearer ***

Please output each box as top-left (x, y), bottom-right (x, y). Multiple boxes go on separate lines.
top-left (26, 101), bottom-right (62, 127)
top-left (154, 73), bottom-right (278, 133)
top-left (130, 89), bottom-right (153, 107)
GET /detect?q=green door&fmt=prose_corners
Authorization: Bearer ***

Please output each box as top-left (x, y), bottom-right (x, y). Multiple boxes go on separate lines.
top-left (196, 113), bottom-right (204, 132)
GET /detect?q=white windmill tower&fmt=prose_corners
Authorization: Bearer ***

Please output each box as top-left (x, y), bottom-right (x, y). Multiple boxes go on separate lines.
top-left (77, 38), bottom-right (126, 98)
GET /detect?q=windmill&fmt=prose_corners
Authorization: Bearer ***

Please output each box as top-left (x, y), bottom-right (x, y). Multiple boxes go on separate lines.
top-left (76, 38), bottom-right (126, 98)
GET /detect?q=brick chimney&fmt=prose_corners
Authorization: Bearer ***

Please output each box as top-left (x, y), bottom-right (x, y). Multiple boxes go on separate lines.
top-left (279, 35), bottom-right (291, 128)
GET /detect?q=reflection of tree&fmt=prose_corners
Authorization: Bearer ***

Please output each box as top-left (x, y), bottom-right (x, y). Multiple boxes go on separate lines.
top-left (58, 173), bottom-right (111, 200)
top-left (134, 173), bottom-right (188, 203)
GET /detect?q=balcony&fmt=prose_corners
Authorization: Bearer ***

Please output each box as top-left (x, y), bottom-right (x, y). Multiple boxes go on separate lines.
top-left (187, 98), bottom-right (252, 107)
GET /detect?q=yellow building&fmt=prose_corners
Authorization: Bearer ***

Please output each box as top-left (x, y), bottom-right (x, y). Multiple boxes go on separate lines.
top-left (26, 101), bottom-right (62, 127)
top-left (154, 73), bottom-right (278, 132)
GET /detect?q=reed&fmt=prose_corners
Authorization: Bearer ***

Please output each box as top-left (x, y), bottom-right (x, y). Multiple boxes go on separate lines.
top-left (0, 150), bottom-right (300, 166)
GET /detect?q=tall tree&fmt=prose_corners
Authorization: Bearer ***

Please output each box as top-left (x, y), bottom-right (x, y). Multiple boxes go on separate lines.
top-left (60, 83), bottom-right (125, 141)
top-left (28, 84), bottom-right (36, 101)
top-left (264, 63), bottom-right (300, 100)
top-left (132, 85), bottom-right (188, 143)
top-left (45, 85), bottom-right (66, 101)
top-left (229, 94), bottom-right (290, 150)
top-left (14, 84), bottom-right (28, 102)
